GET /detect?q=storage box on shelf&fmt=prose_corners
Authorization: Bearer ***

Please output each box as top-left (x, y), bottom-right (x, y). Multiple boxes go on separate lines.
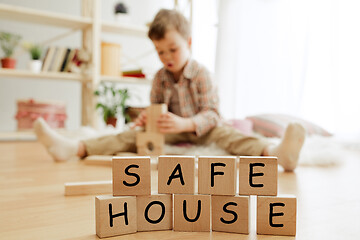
top-left (15, 98), bottom-right (67, 130)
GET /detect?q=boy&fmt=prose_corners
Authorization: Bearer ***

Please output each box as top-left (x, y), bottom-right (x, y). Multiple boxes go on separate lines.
top-left (34, 9), bottom-right (305, 171)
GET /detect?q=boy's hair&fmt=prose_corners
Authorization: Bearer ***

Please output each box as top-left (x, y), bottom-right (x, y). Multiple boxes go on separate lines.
top-left (148, 9), bottom-right (191, 40)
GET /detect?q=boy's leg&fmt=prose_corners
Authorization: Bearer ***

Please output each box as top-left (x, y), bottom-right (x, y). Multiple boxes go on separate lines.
top-left (34, 117), bottom-right (79, 161)
top-left (34, 117), bottom-right (138, 161)
top-left (83, 130), bottom-right (137, 156)
top-left (165, 132), bottom-right (190, 145)
top-left (265, 123), bottom-right (305, 171)
top-left (82, 132), bottom-right (190, 156)
top-left (193, 125), bottom-right (268, 156)
top-left (192, 123), bottom-right (305, 171)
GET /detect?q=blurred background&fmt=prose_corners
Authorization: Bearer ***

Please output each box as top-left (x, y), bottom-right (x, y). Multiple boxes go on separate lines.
top-left (0, 0), bottom-right (359, 136)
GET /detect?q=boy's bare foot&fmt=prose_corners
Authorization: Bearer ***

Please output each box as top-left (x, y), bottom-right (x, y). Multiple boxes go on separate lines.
top-left (267, 123), bottom-right (306, 171)
top-left (34, 118), bottom-right (79, 161)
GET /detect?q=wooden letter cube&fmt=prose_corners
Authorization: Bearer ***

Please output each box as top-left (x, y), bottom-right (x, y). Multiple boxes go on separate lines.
top-left (136, 132), bottom-right (164, 156)
top-left (173, 194), bottom-right (211, 232)
top-left (198, 156), bottom-right (236, 195)
top-left (257, 195), bottom-right (297, 236)
top-left (137, 194), bottom-right (173, 232)
top-left (212, 195), bottom-right (249, 234)
top-left (239, 156), bottom-right (277, 196)
top-left (112, 156), bottom-right (151, 196)
top-left (158, 155), bottom-right (195, 194)
top-left (96, 195), bottom-right (137, 238)
top-left (146, 104), bottom-right (167, 132)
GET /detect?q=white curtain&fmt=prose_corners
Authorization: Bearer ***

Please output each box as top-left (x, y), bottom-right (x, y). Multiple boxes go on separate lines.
top-left (215, 0), bottom-right (360, 135)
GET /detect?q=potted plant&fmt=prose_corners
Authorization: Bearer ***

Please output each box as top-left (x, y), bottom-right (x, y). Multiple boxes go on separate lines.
top-left (94, 82), bottom-right (131, 127)
top-left (0, 31), bottom-right (22, 69)
top-left (22, 42), bottom-right (43, 73)
top-left (114, 2), bottom-right (130, 23)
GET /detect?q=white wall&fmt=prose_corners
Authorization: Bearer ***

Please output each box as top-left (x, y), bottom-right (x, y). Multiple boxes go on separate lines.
top-left (214, 0), bottom-right (360, 135)
top-left (0, 0), bottom-right (173, 131)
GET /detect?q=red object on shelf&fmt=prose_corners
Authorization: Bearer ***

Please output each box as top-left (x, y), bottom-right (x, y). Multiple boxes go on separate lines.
top-left (15, 99), bottom-right (67, 130)
top-left (122, 73), bottom-right (146, 78)
top-left (1, 58), bottom-right (16, 69)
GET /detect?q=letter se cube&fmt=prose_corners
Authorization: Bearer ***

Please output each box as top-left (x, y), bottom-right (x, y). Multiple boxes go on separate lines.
top-left (112, 156), bottom-right (151, 196)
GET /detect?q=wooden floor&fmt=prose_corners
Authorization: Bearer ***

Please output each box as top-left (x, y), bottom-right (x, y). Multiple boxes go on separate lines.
top-left (0, 141), bottom-right (359, 240)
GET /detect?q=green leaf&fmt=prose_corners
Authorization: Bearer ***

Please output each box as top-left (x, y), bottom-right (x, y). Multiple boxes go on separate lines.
top-left (0, 31), bottom-right (22, 58)
top-left (94, 83), bottom-right (130, 124)
top-left (96, 103), bottom-right (105, 109)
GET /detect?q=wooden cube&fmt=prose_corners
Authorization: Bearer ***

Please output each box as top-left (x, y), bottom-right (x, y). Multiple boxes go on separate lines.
top-left (239, 156), bottom-right (277, 196)
top-left (96, 195), bottom-right (137, 238)
top-left (212, 195), bottom-right (249, 234)
top-left (136, 132), bottom-right (164, 156)
top-left (158, 155), bottom-right (195, 194)
top-left (84, 155), bottom-right (112, 166)
top-left (257, 195), bottom-right (297, 236)
top-left (112, 156), bottom-right (151, 196)
top-left (146, 104), bottom-right (167, 133)
top-left (137, 194), bottom-right (173, 232)
top-left (173, 194), bottom-right (211, 232)
top-left (65, 180), bottom-right (112, 196)
top-left (198, 156), bottom-right (236, 195)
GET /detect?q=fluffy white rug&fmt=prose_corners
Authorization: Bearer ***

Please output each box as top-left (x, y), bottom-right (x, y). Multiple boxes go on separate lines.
top-left (66, 126), bottom-right (359, 167)
top-left (165, 136), bottom-right (356, 166)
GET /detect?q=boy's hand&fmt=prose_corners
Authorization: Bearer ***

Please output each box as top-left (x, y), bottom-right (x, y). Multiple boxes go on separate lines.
top-left (131, 110), bottom-right (147, 129)
top-left (157, 112), bottom-right (195, 134)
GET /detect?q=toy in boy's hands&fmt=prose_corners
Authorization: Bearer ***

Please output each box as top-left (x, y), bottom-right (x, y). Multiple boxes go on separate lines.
top-left (132, 110), bottom-right (195, 134)
top-left (157, 112), bottom-right (195, 134)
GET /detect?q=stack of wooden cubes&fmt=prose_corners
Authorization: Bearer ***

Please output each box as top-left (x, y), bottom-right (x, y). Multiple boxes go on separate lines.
top-left (95, 155), bottom-right (296, 238)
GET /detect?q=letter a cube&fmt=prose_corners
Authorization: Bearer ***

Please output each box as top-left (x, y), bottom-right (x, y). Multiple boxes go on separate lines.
top-left (158, 156), bottom-right (195, 194)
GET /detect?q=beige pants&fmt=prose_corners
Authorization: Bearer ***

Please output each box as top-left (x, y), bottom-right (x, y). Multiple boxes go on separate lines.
top-left (83, 125), bottom-right (269, 156)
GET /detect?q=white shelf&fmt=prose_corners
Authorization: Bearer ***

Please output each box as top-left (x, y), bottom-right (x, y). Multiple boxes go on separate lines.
top-left (0, 69), bottom-right (86, 82)
top-left (101, 75), bottom-right (152, 85)
top-left (102, 21), bottom-right (148, 37)
top-left (0, 3), bottom-right (92, 29)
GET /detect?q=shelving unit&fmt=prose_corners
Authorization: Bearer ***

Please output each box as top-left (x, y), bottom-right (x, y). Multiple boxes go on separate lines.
top-left (102, 21), bottom-right (148, 37)
top-left (0, 68), bottom-right (86, 82)
top-left (101, 75), bottom-right (152, 85)
top-left (0, 3), bottom-right (92, 29)
top-left (0, 0), bottom-right (151, 128)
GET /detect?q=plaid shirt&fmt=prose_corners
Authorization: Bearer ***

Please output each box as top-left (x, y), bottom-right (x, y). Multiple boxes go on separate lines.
top-left (150, 59), bottom-right (220, 136)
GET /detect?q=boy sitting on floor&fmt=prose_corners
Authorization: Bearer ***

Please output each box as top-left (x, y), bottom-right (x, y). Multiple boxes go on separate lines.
top-left (34, 9), bottom-right (305, 171)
